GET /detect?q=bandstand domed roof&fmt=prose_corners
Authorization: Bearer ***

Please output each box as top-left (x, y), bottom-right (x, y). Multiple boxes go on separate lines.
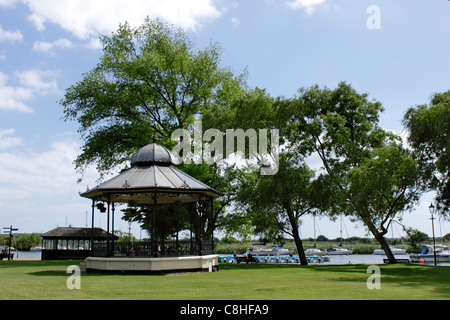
top-left (80, 143), bottom-right (222, 204)
top-left (130, 143), bottom-right (180, 167)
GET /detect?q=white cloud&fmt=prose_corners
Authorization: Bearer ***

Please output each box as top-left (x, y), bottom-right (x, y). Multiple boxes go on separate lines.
top-left (0, 129), bottom-right (24, 150)
top-left (0, 72), bottom-right (34, 113)
top-left (0, 25), bottom-right (23, 42)
top-left (0, 138), bottom-right (87, 199)
top-left (0, 69), bottom-right (59, 113)
top-left (32, 38), bottom-right (73, 54)
top-left (286, 0), bottom-right (326, 15)
top-left (231, 17), bottom-right (240, 28)
top-left (0, 134), bottom-right (138, 232)
top-left (21, 0), bottom-right (222, 40)
top-left (0, 0), bottom-right (19, 7)
top-left (14, 69), bottom-right (59, 94)
top-left (87, 38), bottom-right (102, 50)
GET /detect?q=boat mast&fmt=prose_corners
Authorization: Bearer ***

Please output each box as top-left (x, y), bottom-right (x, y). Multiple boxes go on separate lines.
top-left (313, 215), bottom-right (316, 248)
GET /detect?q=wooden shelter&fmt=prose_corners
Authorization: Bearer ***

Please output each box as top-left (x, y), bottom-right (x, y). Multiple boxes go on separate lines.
top-left (41, 227), bottom-right (117, 260)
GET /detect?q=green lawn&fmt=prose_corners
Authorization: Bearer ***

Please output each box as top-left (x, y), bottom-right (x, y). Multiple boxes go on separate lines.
top-left (0, 260), bottom-right (449, 300)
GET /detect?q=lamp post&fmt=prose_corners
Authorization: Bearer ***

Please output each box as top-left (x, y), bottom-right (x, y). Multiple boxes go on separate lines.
top-left (429, 203), bottom-right (436, 266)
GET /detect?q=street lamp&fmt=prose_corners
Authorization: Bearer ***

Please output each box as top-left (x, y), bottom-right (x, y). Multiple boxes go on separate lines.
top-left (429, 203), bottom-right (437, 266)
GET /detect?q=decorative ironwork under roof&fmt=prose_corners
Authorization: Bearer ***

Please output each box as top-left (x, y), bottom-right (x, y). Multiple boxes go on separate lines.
top-left (80, 143), bottom-right (222, 204)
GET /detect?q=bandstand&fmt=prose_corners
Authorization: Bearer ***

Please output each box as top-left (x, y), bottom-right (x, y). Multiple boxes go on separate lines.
top-left (80, 143), bottom-right (221, 273)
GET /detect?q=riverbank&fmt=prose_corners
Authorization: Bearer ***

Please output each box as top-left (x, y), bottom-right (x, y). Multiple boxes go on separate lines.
top-left (3, 251), bottom-right (41, 261)
top-left (215, 239), bottom-right (450, 255)
top-left (8, 250), bottom-right (450, 265)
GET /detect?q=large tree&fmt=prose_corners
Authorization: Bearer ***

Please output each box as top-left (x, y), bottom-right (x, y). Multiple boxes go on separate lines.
top-left (347, 141), bottom-right (423, 258)
top-left (403, 91), bottom-right (450, 216)
top-left (60, 18), bottom-right (247, 239)
top-left (61, 18), bottom-right (246, 177)
top-left (235, 152), bottom-right (321, 265)
top-left (283, 82), bottom-right (422, 263)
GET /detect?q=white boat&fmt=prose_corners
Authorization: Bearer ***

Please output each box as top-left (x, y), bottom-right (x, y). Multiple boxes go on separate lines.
top-left (326, 247), bottom-right (353, 255)
top-left (373, 247), bottom-right (406, 255)
top-left (305, 248), bottom-right (327, 256)
top-left (248, 245), bottom-right (291, 256)
top-left (410, 245), bottom-right (450, 263)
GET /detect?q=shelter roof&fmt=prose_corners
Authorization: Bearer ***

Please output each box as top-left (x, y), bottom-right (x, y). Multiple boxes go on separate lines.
top-left (41, 227), bottom-right (118, 240)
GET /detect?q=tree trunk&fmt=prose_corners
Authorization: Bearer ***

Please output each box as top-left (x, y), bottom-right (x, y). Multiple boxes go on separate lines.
top-left (286, 206), bottom-right (308, 265)
top-left (375, 232), bottom-right (396, 264)
top-left (293, 233), bottom-right (308, 265)
top-left (363, 216), bottom-right (396, 264)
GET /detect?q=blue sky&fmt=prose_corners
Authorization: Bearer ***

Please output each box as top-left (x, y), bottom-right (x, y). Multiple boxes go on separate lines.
top-left (0, 0), bottom-right (449, 239)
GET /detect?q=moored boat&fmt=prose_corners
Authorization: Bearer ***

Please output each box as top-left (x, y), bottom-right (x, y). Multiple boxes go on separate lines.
top-left (410, 245), bottom-right (450, 263)
top-left (326, 247), bottom-right (353, 255)
top-left (305, 248), bottom-right (327, 256)
top-left (373, 247), bottom-right (406, 255)
top-left (248, 245), bottom-right (291, 256)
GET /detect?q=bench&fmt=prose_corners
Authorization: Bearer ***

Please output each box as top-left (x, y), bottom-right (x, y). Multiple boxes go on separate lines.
top-left (0, 252), bottom-right (14, 260)
top-left (383, 258), bottom-right (410, 264)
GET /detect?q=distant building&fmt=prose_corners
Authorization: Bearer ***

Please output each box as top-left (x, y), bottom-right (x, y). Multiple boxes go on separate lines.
top-left (41, 227), bottom-right (117, 260)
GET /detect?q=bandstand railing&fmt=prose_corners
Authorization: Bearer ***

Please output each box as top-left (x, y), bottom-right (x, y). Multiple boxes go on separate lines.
top-left (92, 240), bottom-right (213, 257)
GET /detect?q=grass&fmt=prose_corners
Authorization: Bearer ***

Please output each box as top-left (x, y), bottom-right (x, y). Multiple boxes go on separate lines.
top-left (0, 260), bottom-right (449, 300)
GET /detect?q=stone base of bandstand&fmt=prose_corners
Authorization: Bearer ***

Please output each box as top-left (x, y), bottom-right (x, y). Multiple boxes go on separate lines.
top-left (83, 255), bottom-right (219, 274)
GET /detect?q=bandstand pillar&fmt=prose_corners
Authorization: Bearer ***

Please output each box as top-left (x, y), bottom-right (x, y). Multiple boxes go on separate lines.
top-left (111, 202), bottom-right (115, 256)
top-left (210, 196), bottom-right (214, 253)
top-left (91, 199), bottom-right (95, 251)
top-left (152, 191), bottom-right (158, 257)
top-left (106, 197), bottom-right (111, 256)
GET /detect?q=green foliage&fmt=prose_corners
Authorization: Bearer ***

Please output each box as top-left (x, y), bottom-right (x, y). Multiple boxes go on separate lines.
top-left (348, 142), bottom-right (422, 236)
top-left (282, 82), bottom-right (424, 263)
top-left (403, 91), bottom-right (450, 215)
top-left (14, 233), bottom-right (41, 251)
top-left (404, 228), bottom-right (430, 251)
top-left (61, 17), bottom-right (246, 177)
top-left (443, 233), bottom-right (450, 242)
top-left (202, 87), bottom-right (275, 132)
top-left (121, 202), bottom-right (189, 241)
top-left (234, 153), bottom-right (319, 264)
top-left (282, 82), bottom-right (386, 166)
top-left (236, 153), bottom-right (317, 237)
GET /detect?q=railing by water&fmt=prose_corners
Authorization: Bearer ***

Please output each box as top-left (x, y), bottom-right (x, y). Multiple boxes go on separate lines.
top-left (93, 240), bottom-right (213, 257)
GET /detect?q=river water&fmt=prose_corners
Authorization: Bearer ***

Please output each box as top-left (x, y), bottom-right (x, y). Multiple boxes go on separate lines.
top-left (7, 251), bottom-right (450, 266)
top-left (219, 253), bottom-right (450, 266)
